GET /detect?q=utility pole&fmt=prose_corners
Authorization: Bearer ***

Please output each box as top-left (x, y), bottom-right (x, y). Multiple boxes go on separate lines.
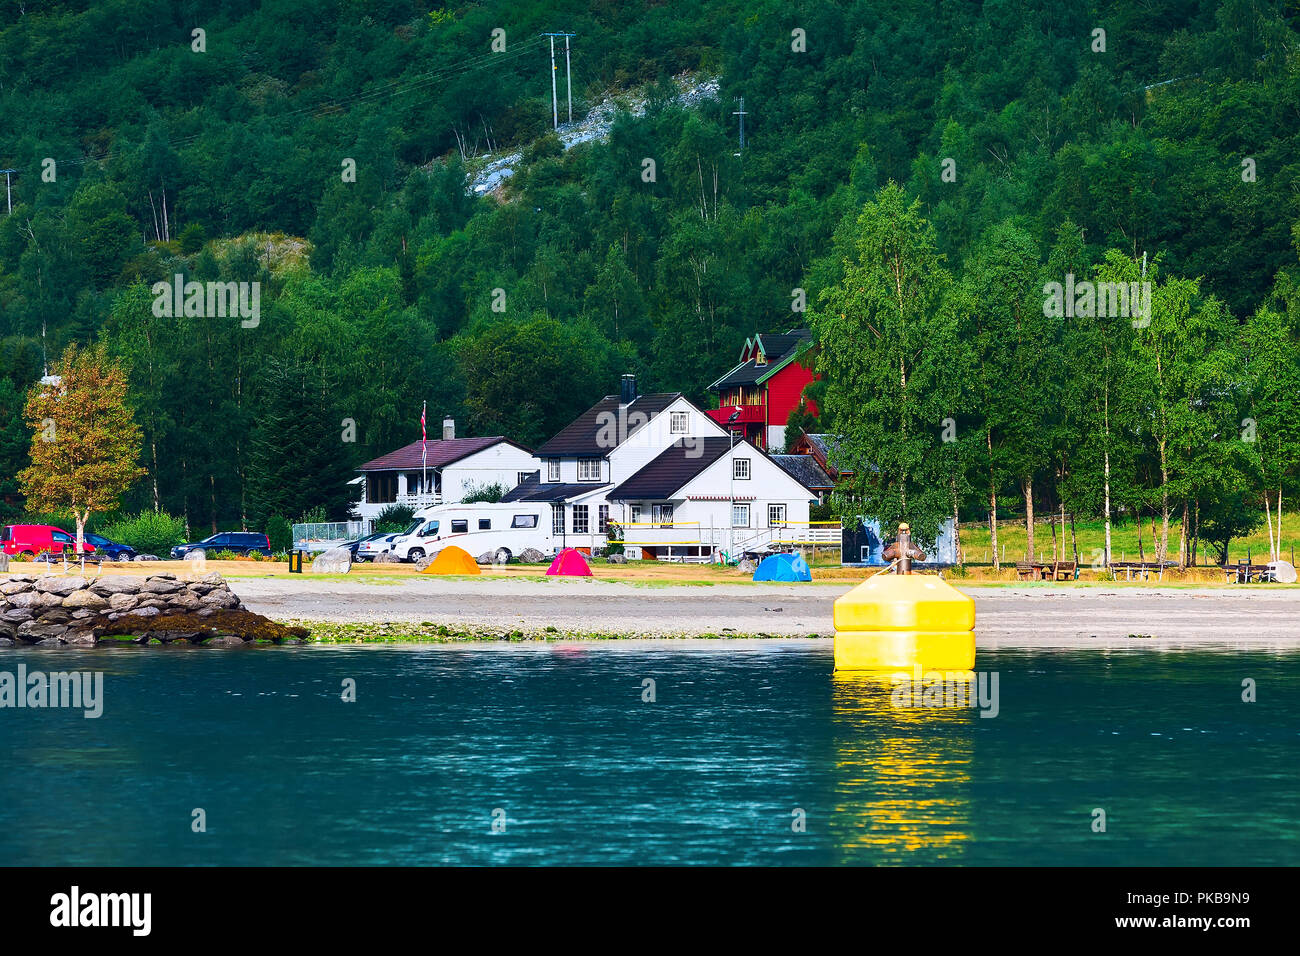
top-left (0, 170), bottom-right (15, 215)
top-left (541, 33), bottom-right (575, 129)
top-left (732, 98), bottom-right (747, 154)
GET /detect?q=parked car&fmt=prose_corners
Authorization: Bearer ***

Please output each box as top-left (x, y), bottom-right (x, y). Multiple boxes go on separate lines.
top-left (83, 532), bottom-right (136, 562)
top-left (1, 524), bottom-right (97, 558)
top-left (353, 531), bottom-right (398, 561)
top-left (170, 531), bottom-right (271, 559)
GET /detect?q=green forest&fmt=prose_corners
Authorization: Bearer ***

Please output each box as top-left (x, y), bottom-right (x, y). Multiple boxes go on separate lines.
top-left (2, 0), bottom-right (1299, 563)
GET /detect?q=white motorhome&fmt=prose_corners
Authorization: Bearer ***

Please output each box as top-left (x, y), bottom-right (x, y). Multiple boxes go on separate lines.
top-left (389, 503), bottom-right (556, 563)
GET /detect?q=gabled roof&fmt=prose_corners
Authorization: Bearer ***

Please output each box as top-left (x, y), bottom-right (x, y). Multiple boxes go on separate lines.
top-left (535, 392), bottom-right (680, 458)
top-left (710, 329), bottom-right (812, 390)
top-left (500, 476), bottom-right (612, 503)
top-left (771, 454), bottom-right (835, 490)
top-left (360, 437), bottom-right (529, 472)
top-left (797, 431), bottom-right (875, 476)
top-left (609, 438), bottom-right (733, 501)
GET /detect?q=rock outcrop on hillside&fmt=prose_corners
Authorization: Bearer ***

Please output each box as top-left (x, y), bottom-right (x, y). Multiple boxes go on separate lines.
top-left (0, 572), bottom-right (307, 646)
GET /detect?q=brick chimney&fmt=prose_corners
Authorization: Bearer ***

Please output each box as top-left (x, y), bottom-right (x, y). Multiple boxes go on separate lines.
top-left (442, 417), bottom-right (455, 440)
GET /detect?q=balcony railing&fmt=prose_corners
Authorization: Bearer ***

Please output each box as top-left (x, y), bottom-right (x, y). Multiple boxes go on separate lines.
top-left (705, 404), bottom-right (765, 425)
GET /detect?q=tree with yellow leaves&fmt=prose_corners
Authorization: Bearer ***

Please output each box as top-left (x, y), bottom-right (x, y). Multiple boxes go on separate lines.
top-left (19, 344), bottom-right (145, 555)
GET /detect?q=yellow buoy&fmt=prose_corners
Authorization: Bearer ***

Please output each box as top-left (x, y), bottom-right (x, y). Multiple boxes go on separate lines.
top-left (833, 525), bottom-right (975, 671)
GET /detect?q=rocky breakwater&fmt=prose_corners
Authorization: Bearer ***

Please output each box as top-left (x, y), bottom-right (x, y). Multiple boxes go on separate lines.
top-left (0, 572), bottom-right (308, 647)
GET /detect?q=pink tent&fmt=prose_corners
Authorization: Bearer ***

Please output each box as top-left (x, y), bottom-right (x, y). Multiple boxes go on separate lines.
top-left (546, 548), bottom-right (593, 577)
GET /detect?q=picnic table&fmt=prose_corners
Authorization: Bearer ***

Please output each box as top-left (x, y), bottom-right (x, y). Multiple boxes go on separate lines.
top-left (1015, 560), bottom-right (1079, 581)
top-left (1221, 563), bottom-right (1273, 583)
top-left (1109, 560), bottom-right (1177, 581)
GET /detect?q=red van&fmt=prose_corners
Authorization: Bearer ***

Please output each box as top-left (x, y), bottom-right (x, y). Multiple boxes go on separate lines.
top-left (0, 524), bottom-right (97, 558)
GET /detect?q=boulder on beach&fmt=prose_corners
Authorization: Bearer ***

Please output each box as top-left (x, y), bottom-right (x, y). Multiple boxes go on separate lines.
top-left (605, 553), bottom-right (628, 564)
top-left (372, 551), bottom-right (401, 564)
top-left (737, 558), bottom-right (757, 574)
top-left (310, 547), bottom-right (352, 574)
top-left (518, 548), bottom-right (547, 564)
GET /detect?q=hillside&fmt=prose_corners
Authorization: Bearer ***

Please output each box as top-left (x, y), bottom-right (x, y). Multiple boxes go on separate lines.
top-left (2, 0), bottom-right (1300, 541)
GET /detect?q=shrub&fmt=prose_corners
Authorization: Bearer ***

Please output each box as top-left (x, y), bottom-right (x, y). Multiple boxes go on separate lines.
top-left (605, 521), bottom-right (625, 556)
top-left (296, 505), bottom-right (328, 524)
top-left (266, 514), bottom-right (292, 553)
top-left (101, 510), bottom-right (187, 556)
top-left (462, 481), bottom-right (505, 503)
top-left (374, 504), bottom-right (416, 534)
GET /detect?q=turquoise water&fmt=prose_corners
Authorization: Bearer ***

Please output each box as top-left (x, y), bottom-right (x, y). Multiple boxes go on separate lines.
top-left (1, 641), bottom-right (1297, 866)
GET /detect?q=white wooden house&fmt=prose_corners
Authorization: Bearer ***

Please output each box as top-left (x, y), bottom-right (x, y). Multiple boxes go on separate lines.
top-left (501, 375), bottom-right (818, 559)
top-left (353, 426), bottom-right (536, 520)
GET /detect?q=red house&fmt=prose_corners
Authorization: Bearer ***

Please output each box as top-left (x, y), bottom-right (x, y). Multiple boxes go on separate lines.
top-left (706, 329), bottom-right (817, 450)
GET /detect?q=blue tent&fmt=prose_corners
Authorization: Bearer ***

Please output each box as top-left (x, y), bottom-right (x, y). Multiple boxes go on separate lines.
top-left (753, 552), bottom-right (812, 582)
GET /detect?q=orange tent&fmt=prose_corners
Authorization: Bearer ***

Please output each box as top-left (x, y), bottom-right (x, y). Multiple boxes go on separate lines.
top-left (546, 547), bottom-right (592, 577)
top-left (420, 545), bottom-right (481, 575)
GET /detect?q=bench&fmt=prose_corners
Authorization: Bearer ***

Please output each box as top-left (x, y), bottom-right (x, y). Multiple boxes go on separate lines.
top-left (1221, 563), bottom-right (1271, 583)
top-left (1048, 560), bottom-right (1078, 581)
top-left (1015, 561), bottom-right (1045, 581)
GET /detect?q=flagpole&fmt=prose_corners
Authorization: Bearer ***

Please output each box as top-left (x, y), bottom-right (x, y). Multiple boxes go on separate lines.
top-left (421, 401), bottom-right (428, 503)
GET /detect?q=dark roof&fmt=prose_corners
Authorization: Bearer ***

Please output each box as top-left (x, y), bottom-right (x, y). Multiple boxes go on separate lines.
top-left (709, 329), bottom-right (812, 390)
top-left (799, 431), bottom-right (876, 475)
top-left (609, 438), bottom-right (732, 501)
top-left (500, 475), bottom-right (612, 503)
top-left (771, 454), bottom-right (834, 490)
top-left (535, 392), bottom-right (680, 458)
top-left (360, 437), bottom-right (527, 472)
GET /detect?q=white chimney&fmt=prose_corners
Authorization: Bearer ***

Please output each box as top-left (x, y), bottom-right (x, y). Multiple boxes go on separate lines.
top-left (442, 417), bottom-right (455, 440)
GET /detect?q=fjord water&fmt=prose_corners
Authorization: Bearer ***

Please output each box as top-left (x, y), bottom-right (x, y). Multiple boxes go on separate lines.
top-left (1, 641), bottom-right (1297, 866)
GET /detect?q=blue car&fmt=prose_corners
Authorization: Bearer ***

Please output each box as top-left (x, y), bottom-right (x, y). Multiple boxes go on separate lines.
top-left (83, 532), bottom-right (136, 562)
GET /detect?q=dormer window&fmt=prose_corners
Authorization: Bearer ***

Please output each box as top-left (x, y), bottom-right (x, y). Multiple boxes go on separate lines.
top-left (548, 460), bottom-right (561, 483)
top-left (755, 351), bottom-right (766, 366)
top-left (577, 458), bottom-right (602, 482)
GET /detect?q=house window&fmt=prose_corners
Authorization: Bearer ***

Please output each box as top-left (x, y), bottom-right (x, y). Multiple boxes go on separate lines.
top-left (755, 351), bottom-right (766, 366)
top-left (652, 504), bottom-right (674, 528)
top-left (598, 505), bottom-right (610, 534)
top-left (478, 518), bottom-right (491, 530)
top-left (548, 460), bottom-right (561, 483)
top-left (629, 505), bottom-right (642, 525)
top-left (552, 505), bottom-right (564, 534)
top-left (768, 504), bottom-right (786, 527)
top-left (512, 514), bottom-right (538, 529)
top-left (577, 458), bottom-right (601, 482)
top-left (732, 504), bottom-right (751, 528)
top-left (573, 505), bottom-right (590, 534)
top-left (670, 411), bottom-right (688, 434)
top-left (517, 472), bottom-right (532, 486)
top-left (450, 520), bottom-right (468, 534)
top-left (733, 458), bottom-right (751, 480)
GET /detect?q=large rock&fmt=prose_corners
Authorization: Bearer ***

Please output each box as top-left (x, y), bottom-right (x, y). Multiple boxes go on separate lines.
top-left (737, 559), bottom-right (757, 574)
top-left (372, 551), bottom-right (401, 564)
top-left (63, 630), bottom-right (97, 646)
top-left (0, 553), bottom-right (7, 572)
top-left (605, 553), bottom-right (628, 564)
top-left (199, 589), bottom-right (239, 609)
top-left (90, 576), bottom-right (146, 595)
top-left (17, 620), bottom-right (68, 641)
top-left (63, 589), bottom-right (109, 610)
top-left (140, 578), bottom-right (184, 594)
top-left (35, 575), bottom-right (89, 595)
top-left (8, 590), bottom-right (64, 610)
top-left (518, 548), bottom-right (547, 564)
top-left (0, 579), bottom-right (34, 595)
top-left (310, 547), bottom-right (352, 574)
top-left (414, 555), bottom-right (435, 571)
top-left (107, 592), bottom-right (140, 611)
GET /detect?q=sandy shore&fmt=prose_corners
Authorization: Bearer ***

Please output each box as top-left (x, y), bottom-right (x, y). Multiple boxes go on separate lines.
top-left (223, 575), bottom-right (1300, 646)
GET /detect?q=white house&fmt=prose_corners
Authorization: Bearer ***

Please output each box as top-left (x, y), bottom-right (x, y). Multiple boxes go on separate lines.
top-left (353, 423), bottom-right (536, 520)
top-left (501, 375), bottom-right (817, 559)
top-left (609, 436), bottom-right (814, 560)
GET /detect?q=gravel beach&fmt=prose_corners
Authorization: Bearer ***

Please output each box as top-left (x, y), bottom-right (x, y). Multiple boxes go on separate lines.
top-left (228, 575), bottom-right (1300, 646)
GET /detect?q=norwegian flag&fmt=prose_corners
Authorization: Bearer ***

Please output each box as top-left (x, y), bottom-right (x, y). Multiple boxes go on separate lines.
top-left (421, 402), bottom-right (427, 444)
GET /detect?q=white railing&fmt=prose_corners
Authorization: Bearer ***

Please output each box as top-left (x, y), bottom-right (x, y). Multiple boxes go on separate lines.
top-left (618, 521), bottom-right (842, 559)
top-left (396, 492), bottom-right (440, 508)
top-left (292, 520), bottom-right (374, 552)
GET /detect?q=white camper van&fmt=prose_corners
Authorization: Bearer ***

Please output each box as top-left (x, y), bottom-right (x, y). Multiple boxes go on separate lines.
top-left (389, 503), bottom-right (556, 563)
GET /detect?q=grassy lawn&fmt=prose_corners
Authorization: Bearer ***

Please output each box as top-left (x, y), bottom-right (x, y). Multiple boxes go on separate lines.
top-left (957, 514), bottom-right (1299, 566)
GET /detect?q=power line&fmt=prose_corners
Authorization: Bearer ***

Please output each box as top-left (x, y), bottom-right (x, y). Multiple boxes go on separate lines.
top-left (540, 33), bottom-right (575, 129)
